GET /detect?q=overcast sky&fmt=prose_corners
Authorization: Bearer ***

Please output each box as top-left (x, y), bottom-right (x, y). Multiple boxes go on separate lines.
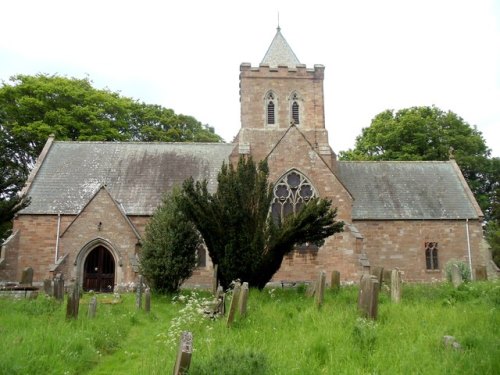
top-left (1, 0), bottom-right (499, 157)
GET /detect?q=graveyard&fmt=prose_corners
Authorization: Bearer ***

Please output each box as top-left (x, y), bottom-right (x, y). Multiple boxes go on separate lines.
top-left (0, 275), bottom-right (499, 374)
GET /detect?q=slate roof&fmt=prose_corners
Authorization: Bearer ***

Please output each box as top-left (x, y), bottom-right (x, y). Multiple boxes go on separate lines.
top-left (337, 161), bottom-right (481, 220)
top-left (22, 141), bottom-right (234, 215)
top-left (261, 27), bottom-right (301, 67)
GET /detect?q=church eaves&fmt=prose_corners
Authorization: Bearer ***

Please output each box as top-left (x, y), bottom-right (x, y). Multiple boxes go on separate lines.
top-left (261, 27), bottom-right (301, 67)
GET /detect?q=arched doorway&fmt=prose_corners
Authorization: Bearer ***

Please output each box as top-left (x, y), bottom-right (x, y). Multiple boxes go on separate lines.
top-left (83, 246), bottom-right (115, 292)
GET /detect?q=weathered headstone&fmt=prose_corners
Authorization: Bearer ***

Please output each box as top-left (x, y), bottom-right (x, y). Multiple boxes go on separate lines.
top-left (330, 270), bottom-right (340, 291)
top-left (53, 273), bottom-right (65, 301)
top-left (66, 283), bottom-right (80, 319)
top-left (136, 275), bottom-right (143, 309)
top-left (216, 285), bottom-right (225, 316)
top-left (306, 281), bottom-right (316, 297)
top-left (390, 269), bottom-right (402, 303)
top-left (358, 274), bottom-right (379, 320)
top-left (475, 265), bottom-right (487, 281)
top-left (238, 282), bottom-right (249, 317)
top-left (383, 269), bottom-right (392, 286)
top-left (144, 288), bottom-right (151, 313)
top-left (212, 264), bottom-right (218, 296)
top-left (370, 266), bottom-right (384, 290)
top-left (172, 331), bottom-right (193, 375)
top-left (451, 264), bottom-right (463, 288)
top-left (43, 279), bottom-right (53, 296)
top-left (315, 271), bottom-right (326, 308)
top-left (88, 296), bottom-right (97, 318)
top-left (226, 281), bottom-right (241, 327)
top-left (20, 267), bottom-right (34, 286)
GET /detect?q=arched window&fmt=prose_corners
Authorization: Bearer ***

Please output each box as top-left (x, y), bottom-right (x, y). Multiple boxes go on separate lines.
top-left (265, 91), bottom-right (276, 125)
top-left (271, 170), bottom-right (317, 224)
top-left (290, 92), bottom-right (301, 125)
top-left (425, 242), bottom-right (439, 270)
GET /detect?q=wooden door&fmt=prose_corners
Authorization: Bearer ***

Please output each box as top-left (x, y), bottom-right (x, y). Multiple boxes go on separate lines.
top-left (83, 246), bottom-right (115, 292)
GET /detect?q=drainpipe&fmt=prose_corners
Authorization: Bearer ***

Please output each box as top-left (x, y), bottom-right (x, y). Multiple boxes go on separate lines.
top-left (466, 218), bottom-right (473, 280)
top-left (55, 213), bottom-right (61, 263)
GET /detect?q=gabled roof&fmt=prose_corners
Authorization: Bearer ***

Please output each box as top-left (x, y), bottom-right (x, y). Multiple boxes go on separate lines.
top-left (337, 161), bottom-right (482, 220)
top-left (261, 27), bottom-right (301, 67)
top-left (21, 141), bottom-right (234, 216)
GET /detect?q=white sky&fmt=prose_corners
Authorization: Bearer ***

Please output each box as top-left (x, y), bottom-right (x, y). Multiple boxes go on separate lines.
top-left (1, 0), bottom-right (499, 157)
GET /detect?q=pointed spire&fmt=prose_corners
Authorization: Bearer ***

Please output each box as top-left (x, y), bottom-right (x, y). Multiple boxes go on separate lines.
top-left (261, 27), bottom-right (301, 68)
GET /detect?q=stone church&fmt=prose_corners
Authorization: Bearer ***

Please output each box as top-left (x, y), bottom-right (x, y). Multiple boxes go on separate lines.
top-left (0, 28), bottom-right (488, 291)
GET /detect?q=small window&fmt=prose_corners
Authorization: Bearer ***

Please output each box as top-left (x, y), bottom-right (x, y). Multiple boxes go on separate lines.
top-left (267, 101), bottom-right (275, 124)
top-left (425, 242), bottom-right (439, 270)
top-left (265, 92), bottom-right (276, 126)
top-left (292, 101), bottom-right (299, 124)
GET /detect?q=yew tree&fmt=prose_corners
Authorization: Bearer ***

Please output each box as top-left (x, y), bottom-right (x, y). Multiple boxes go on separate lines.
top-left (179, 156), bottom-right (344, 289)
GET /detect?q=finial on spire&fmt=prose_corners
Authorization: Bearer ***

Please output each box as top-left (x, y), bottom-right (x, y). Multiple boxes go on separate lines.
top-left (277, 12), bottom-right (280, 31)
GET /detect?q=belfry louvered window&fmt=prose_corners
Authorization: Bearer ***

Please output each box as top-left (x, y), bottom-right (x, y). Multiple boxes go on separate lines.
top-left (271, 170), bottom-right (317, 223)
top-left (425, 242), bottom-right (439, 270)
top-left (266, 92), bottom-right (276, 125)
top-left (290, 92), bottom-right (300, 125)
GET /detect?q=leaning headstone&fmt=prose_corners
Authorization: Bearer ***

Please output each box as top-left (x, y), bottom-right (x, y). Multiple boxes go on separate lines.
top-left (315, 271), bottom-right (326, 308)
top-left (370, 266), bottom-right (384, 290)
top-left (383, 269), bottom-right (392, 286)
top-left (226, 281), bottom-right (241, 327)
top-left (88, 296), bottom-right (97, 318)
top-left (173, 331), bottom-right (193, 375)
top-left (358, 274), bottom-right (379, 320)
top-left (330, 270), bottom-right (340, 291)
top-left (238, 282), bottom-right (249, 317)
top-left (53, 273), bottom-right (65, 301)
top-left (451, 264), bottom-right (463, 288)
top-left (66, 283), bottom-right (80, 319)
top-left (136, 275), bottom-right (144, 309)
top-left (20, 267), bottom-right (34, 286)
top-left (144, 288), bottom-right (151, 313)
top-left (390, 269), bottom-right (402, 303)
top-left (43, 279), bottom-right (53, 296)
top-left (475, 265), bottom-right (487, 281)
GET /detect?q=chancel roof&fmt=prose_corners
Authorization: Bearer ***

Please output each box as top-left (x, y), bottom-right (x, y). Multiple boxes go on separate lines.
top-left (337, 161), bottom-right (481, 220)
top-left (261, 27), bottom-right (301, 67)
top-left (22, 141), bottom-right (234, 215)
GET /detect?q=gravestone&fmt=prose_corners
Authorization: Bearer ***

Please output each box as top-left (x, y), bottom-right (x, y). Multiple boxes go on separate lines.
top-left (212, 264), bottom-right (218, 296)
top-left (370, 266), bottom-right (384, 290)
top-left (390, 269), bottom-right (402, 303)
top-left (88, 296), bottom-right (97, 318)
top-left (238, 282), bottom-right (249, 317)
top-left (315, 271), bottom-right (326, 308)
top-left (66, 283), bottom-right (80, 319)
top-left (53, 273), bottom-right (65, 301)
top-left (306, 281), bottom-right (316, 297)
top-left (383, 269), bottom-right (392, 286)
top-left (215, 285), bottom-right (225, 316)
top-left (43, 279), bottom-right (53, 296)
top-left (358, 274), bottom-right (379, 320)
top-left (226, 281), bottom-right (241, 327)
top-left (330, 270), bottom-right (340, 291)
top-left (451, 264), bottom-right (463, 288)
top-left (136, 275), bottom-right (144, 309)
top-left (145, 288), bottom-right (151, 313)
top-left (475, 265), bottom-right (487, 281)
top-left (173, 331), bottom-right (193, 375)
top-left (20, 267), bottom-right (34, 286)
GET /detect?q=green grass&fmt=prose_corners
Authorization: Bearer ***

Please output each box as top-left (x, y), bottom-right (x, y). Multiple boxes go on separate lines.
top-left (0, 282), bottom-right (499, 374)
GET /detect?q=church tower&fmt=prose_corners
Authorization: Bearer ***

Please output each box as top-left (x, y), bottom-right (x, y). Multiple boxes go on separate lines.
top-left (232, 27), bottom-right (336, 170)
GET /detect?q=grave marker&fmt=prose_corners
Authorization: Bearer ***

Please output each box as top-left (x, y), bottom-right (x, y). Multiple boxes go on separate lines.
top-left (43, 279), bottom-right (53, 296)
top-left (475, 265), bottom-right (487, 281)
top-left (451, 264), bottom-right (463, 288)
top-left (66, 283), bottom-right (80, 319)
top-left (315, 271), bottom-right (326, 308)
top-left (20, 267), bottom-right (33, 286)
top-left (370, 266), bottom-right (384, 290)
top-left (172, 331), bottom-right (193, 375)
top-left (226, 281), bottom-right (241, 327)
top-left (53, 273), bottom-right (65, 301)
top-left (136, 275), bottom-right (144, 309)
top-left (212, 264), bottom-right (218, 296)
top-left (238, 282), bottom-right (249, 317)
top-left (88, 296), bottom-right (97, 318)
top-left (145, 288), bottom-right (151, 313)
top-left (390, 269), bottom-right (402, 303)
top-left (330, 270), bottom-right (340, 291)
top-left (358, 274), bottom-right (379, 320)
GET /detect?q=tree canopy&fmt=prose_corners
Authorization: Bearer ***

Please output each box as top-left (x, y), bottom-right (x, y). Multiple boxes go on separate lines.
top-left (0, 73), bottom-right (223, 241)
top-left (179, 156), bottom-right (344, 289)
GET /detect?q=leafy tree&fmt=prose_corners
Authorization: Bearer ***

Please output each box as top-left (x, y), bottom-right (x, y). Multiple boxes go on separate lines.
top-left (339, 106), bottom-right (499, 221)
top-left (0, 73), bottom-right (222, 242)
top-left (140, 189), bottom-right (201, 294)
top-left (486, 188), bottom-right (500, 267)
top-left (179, 156), bottom-right (344, 289)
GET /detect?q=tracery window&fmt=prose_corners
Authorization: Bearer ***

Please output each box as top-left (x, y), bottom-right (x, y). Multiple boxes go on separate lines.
top-left (271, 170), bottom-right (317, 224)
top-left (266, 91), bottom-right (276, 125)
top-left (425, 242), bottom-right (439, 270)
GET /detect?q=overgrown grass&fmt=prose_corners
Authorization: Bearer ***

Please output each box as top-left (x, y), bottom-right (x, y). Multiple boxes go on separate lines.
top-left (0, 282), bottom-right (498, 374)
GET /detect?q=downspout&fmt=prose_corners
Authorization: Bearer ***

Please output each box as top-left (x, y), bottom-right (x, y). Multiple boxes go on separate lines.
top-left (55, 213), bottom-right (61, 263)
top-left (466, 218), bottom-right (473, 280)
